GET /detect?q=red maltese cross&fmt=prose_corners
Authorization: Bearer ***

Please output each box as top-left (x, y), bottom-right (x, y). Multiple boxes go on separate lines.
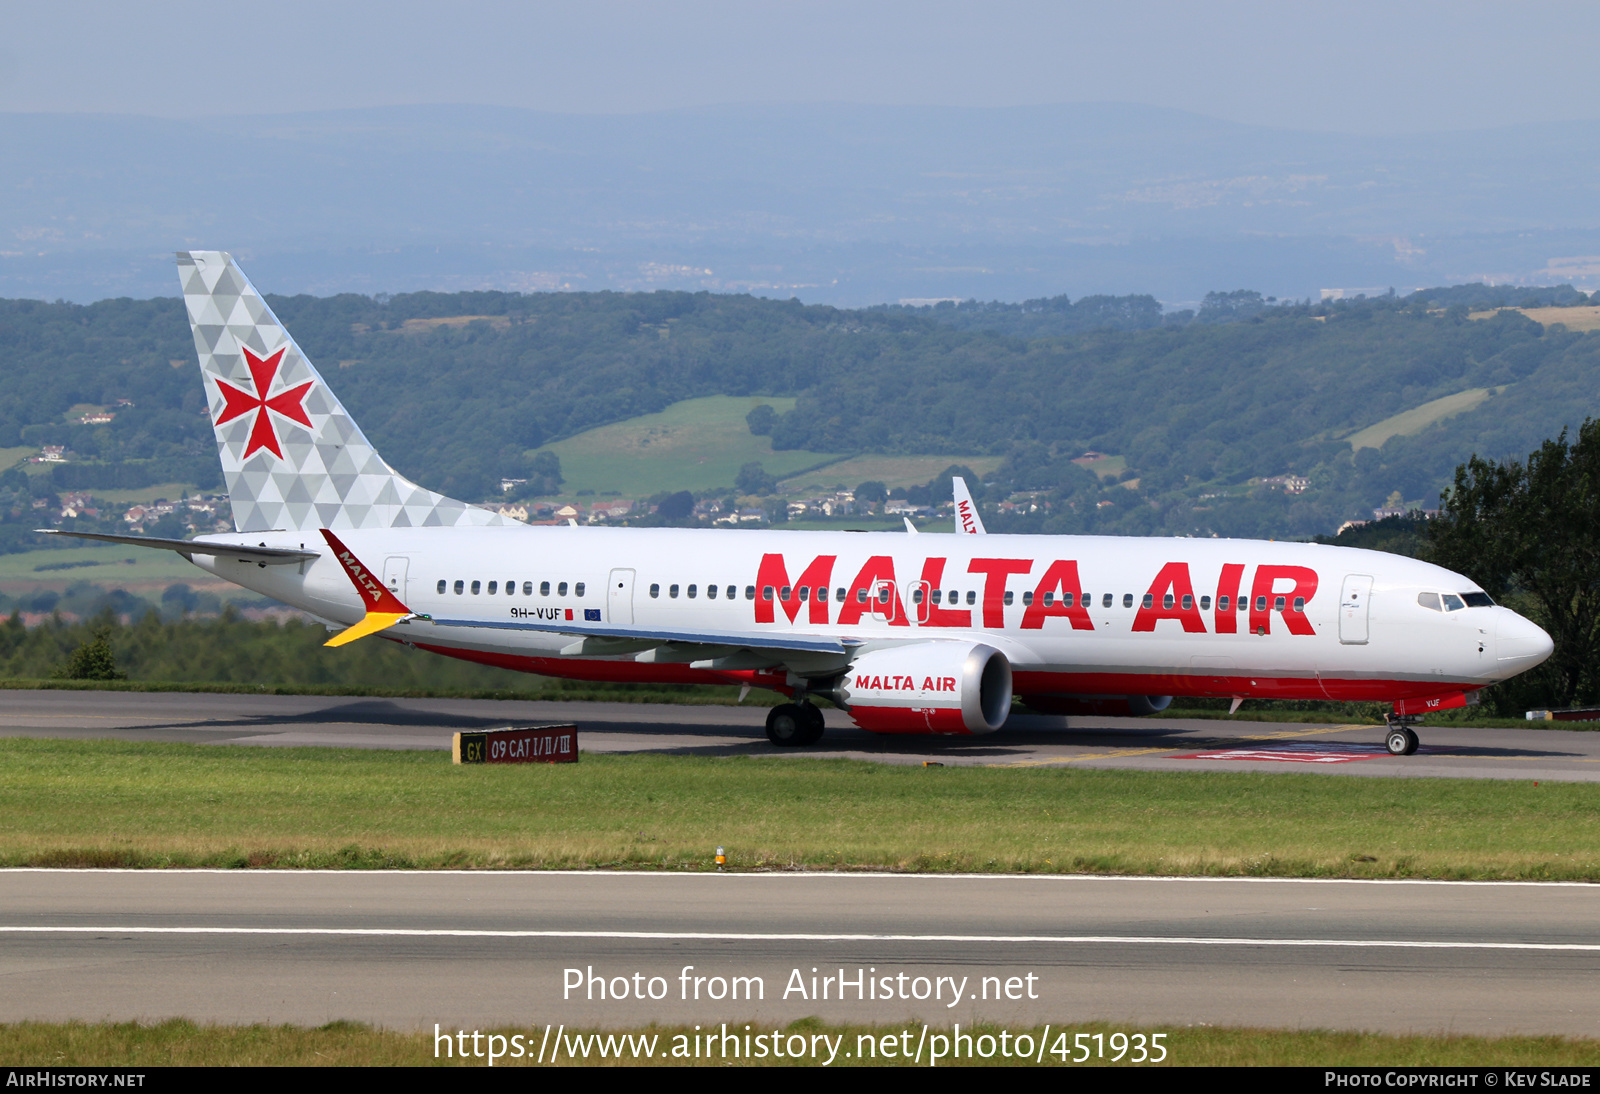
top-left (213, 347), bottom-right (314, 459)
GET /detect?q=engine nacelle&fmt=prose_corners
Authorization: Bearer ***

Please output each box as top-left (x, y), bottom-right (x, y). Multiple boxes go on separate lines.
top-left (837, 642), bottom-right (1012, 734)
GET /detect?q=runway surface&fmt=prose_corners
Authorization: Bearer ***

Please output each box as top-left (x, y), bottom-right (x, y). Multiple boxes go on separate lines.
top-left (4, 870), bottom-right (1599, 1034)
top-left (4, 688), bottom-right (1600, 781)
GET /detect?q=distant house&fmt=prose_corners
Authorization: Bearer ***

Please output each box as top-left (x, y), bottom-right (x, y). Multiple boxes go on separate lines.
top-left (123, 506), bottom-right (146, 524)
top-left (29, 446), bottom-right (67, 463)
top-left (554, 504), bottom-right (582, 521)
top-left (492, 503), bottom-right (530, 522)
top-left (1258, 475), bottom-right (1310, 495)
top-left (737, 508), bottom-right (766, 523)
top-left (500, 478), bottom-right (527, 493)
top-left (77, 412), bottom-right (114, 425)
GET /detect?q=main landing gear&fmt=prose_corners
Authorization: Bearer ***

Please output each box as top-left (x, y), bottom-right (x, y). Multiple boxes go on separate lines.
top-left (766, 702), bottom-right (825, 747)
top-left (1384, 715), bottom-right (1420, 756)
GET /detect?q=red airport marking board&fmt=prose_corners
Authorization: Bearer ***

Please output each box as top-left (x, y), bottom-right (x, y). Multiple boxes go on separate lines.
top-left (452, 724), bottom-right (578, 764)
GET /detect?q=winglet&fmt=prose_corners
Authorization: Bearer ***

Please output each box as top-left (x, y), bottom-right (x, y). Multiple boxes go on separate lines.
top-left (952, 477), bottom-right (986, 534)
top-left (319, 529), bottom-right (411, 647)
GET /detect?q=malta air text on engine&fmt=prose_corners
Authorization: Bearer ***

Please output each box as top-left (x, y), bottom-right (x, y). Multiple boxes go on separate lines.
top-left (751, 553), bottom-right (1320, 635)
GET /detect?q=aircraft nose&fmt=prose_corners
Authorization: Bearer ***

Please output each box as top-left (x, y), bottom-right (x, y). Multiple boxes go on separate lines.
top-left (1496, 609), bottom-right (1554, 673)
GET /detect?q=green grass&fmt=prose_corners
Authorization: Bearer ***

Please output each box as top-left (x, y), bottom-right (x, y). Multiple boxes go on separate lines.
top-left (5, 1019), bottom-right (1599, 1066)
top-left (533, 396), bottom-right (845, 496)
top-left (0, 544), bottom-right (219, 589)
top-left (2, 739), bottom-right (1596, 878)
top-left (0, 445), bottom-right (33, 471)
top-left (1344, 387), bottom-right (1503, 451)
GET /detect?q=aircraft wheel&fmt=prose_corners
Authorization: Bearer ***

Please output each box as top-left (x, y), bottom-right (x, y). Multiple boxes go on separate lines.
top-left (1385, 727), bottom-right (1411, 756)
top-left (766, 704), bottom-right (807, 747)
top-left (795, 703), bottom-right (826, 746)
top-left (1403, 728), bottom-right (1420, 755)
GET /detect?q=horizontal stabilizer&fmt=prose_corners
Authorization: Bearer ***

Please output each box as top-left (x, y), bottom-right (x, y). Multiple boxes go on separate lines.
top-left (36, 529), bottom-right (318, 565)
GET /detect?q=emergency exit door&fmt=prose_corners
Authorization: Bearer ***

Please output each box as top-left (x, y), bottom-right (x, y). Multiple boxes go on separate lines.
top-left (382, 557), bottom-right (409, 601)
top-left (1339, 574), bottom-right (1372, 644)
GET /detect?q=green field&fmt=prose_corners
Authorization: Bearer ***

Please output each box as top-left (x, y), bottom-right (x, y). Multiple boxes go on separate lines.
top-left (4, 739), bottom-right (1595, 878)
top-left (0, 543), bottom-right (227, 596)
top-left (1344, 387), bottom-right (1504, 451)
top-left (5, 1019), bottom-right (1596, 1067)
top-left (0, 446), bottom-right (32, 471)
top-left (533, 396), bottom-right (846, 496)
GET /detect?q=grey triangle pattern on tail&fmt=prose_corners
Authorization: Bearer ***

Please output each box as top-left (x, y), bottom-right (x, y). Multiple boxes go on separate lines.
top-left (177, 251), bottom-right (512, 533)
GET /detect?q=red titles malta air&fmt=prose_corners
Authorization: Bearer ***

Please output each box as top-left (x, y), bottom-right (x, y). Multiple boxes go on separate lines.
top-left (48, 252), bottom-right (1553, 756)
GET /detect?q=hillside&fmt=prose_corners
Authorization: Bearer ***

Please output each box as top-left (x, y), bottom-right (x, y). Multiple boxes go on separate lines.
top-left (3, 285), bottom-right (1600, 550)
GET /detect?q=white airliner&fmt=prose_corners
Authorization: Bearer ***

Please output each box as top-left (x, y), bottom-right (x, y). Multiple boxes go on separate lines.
top-left (47, 252), bottom-right (1553, 755)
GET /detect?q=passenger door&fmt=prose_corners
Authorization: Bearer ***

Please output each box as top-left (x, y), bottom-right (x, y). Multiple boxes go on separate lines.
top-left (1339, 574), bottom-right (1372, 645)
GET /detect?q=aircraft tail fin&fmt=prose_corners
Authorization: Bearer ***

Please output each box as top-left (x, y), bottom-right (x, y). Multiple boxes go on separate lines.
top-left (177, 251), bottom-right (511, 534)
top-left (952, 476), bottom-right (986, 534)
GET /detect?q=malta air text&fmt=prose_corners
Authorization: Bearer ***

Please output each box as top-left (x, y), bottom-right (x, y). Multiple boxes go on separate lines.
top-left (753, 554), bottom-right (1319, 636)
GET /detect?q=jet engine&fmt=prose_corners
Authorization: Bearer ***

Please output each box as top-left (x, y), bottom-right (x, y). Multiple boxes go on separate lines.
top-left (835, 642), bottom-right (1012, 734)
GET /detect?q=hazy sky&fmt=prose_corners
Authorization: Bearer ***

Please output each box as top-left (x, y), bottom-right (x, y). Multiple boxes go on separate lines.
top-left (1, 1), bottom-right (1597, 134)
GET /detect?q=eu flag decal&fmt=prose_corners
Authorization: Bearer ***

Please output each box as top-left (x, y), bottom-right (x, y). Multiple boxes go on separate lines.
top-left (584, 609), bottom-right (602, 622)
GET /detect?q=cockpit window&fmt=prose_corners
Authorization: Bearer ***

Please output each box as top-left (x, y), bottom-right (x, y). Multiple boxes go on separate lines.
top-left (1417, 591), bottom-right (1442, 611)
top-left (1461, 592), bottom-right (1495, 607)
top-left (1441, 593), bottom-right (1466, 612)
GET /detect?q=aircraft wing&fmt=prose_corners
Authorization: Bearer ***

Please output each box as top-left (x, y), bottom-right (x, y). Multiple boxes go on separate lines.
top-left (35, 529), bottom-right (319, 566)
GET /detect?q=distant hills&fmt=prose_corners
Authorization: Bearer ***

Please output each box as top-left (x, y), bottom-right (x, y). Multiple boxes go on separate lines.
top-left (5, 103), bottom-right (1600, 304)
top-left (4, 284), bottom-right (1600, 550)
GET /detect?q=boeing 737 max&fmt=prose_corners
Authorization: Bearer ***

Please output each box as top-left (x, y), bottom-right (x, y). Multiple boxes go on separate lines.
top-left (45, 252), bottom-right (1554, 754)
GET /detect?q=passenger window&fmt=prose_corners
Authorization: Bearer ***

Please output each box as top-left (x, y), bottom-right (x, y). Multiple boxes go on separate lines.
top-left (817, 587), bottom-right (828, 603)
top-left (540, 581), bottom-right (550, 596)
top-left (507, 579), bottom-right (515, 596)
top-left (932, 589), bottom-right (943, 605)
top-left (523, 581), bottom-right (532, 595)
top-left (1274, 595), bottom-right (1286, 611)
top-left (744, 586), bottom-right (754, 600)
top-left (834, 587), bottom-right (845, 602)
top-left (1254, 596), bottom-right (1266, 612)
top-left (878, 586), bottom-right (892, 604)
top-left (1143, 594), bottom-right (1154, 609)
top-left (669, 584), bottom-right (679, 598)
top-left (763, 586), bottom-right (774, 600)
top-left (454, 580), bottom-right (464, 595)
top-left (1200, 596), bottom-right (1211, 610)
top-left (1442, 594), bottom-right (1465, 612)
top-left (436, 580), bottom-right (446, 594)
top-left (558, 581), bottom-right (569, 596)
top-left (797, 586), bottom-right (809, 602)
top-left (856, 588), bottom-right (867, 604)
top-left (1022, 591), bottom-right (1034, 606)
top-left (1043, 592), bottom-right (1054, 606)
top-left (707, 585), bottom-right (718, 599)
top-left (965, 590), bottom-right (976, 605)
top-left (650, 584), bottom-right (660, 598)
top-left (911, 587), bottom-right (924, 605)
top-left (471, 580), bottom-right (481, 595)
top-left (1417, 592), bottom-right (1442, 611)
top-left (1004, 591), bottom-right (1014, 606)
top-left (1102, 593), bottom-right (1112, 608)
top-left (1162, 593), bottom-right (1174, 609)
top-left (575, 582), bottom-right (585, 597)
top-left (728, 586), bottom-right (737, 600)
top-left (781, 586), bottom-right (792, 601)
top-left (1293, 596), bottom-right (1305, 612)
top-left (1123, 593), bottom-right (1133, 608)
top-left (487, 581), bottom-right (498, 595)
top-left (1181, 594), bottom-right (1193, 610)
top-left (687, 584), bottom-right (697, 599)
top-left (1218, 595), bottom-right (1230, 611)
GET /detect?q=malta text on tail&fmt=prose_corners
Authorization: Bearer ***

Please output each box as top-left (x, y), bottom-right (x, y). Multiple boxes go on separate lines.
top-left (179, 250), bottom-right (510, 533)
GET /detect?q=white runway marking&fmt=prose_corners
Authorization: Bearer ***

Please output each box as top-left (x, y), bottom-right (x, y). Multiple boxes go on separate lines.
top-left (6, 925), bottom-right (1600, 951)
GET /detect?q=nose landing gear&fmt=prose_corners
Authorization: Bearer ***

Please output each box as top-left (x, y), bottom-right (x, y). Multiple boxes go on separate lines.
top-left (766, 701), bottom-right (826, 747)
top-left (1384, 716), bottom-right (1420, 756)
